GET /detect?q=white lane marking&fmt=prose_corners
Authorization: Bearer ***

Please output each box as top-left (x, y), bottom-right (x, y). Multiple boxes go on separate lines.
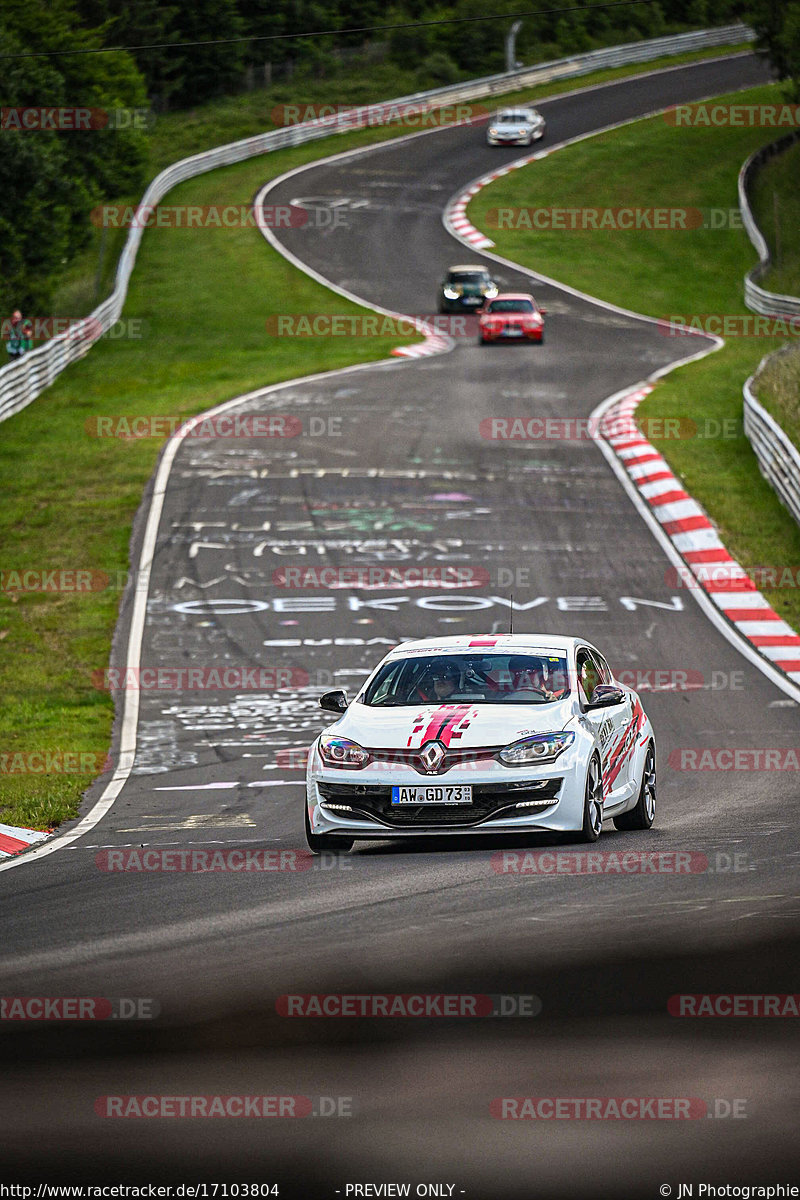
top-left (153, 782), bottom-right (238, 791)
top-left (248, 780), bottom-right (305, 787)
top-left (152, 780), bottom-right (302, 790)
top-left (116, 813), bottom-right (257, 832)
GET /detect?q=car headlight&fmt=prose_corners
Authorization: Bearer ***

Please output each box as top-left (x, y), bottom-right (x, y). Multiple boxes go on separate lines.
top-left (443, 286), bottom-right (461, 299)
top-left (498, 732), bottom-right (574, 766)
top-left (488, 127), bottom-right (498, 137)
top-left (319, 734), bottom-right (371, 769)
top-left (483, 284), bottom-right (498, 298)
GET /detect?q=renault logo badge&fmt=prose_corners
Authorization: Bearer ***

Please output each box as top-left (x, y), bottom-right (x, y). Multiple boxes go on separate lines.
top-left (420, 741), bottom-right (446, 773)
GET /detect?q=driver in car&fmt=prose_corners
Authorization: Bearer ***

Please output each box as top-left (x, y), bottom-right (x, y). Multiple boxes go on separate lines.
top-left (415, 659), bottom-right (462, 703)
top-left (504, 655), bottom-right (557, 701)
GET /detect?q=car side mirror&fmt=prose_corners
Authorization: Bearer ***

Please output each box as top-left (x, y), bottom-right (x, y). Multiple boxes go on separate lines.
top-left (585, 685), bottom-right (625, 710)
top-left (319, 689), bottom-right (348, 714)
top-left (539, 307), bottom-right (547, 315)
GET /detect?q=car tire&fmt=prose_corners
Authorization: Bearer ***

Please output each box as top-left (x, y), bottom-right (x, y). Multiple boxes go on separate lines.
top-left (305, 805), bottom-right (354, 854)
top-left (613, 743), bottom-right (656, 830)
top-left (574, 754), bottom-right (603, 843)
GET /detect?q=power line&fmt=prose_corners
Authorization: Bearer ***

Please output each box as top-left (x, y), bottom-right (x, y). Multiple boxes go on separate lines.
top-left (0, 0), bottom-right (660, 60)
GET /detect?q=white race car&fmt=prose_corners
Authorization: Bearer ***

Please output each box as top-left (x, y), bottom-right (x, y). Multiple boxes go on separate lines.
top-left (305, 634), bottom-right (656, 852)
top-left (486, 107), bottom-right (546, 146)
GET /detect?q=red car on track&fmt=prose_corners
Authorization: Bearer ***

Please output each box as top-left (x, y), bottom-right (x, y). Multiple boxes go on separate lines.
top-left (478, 293), bottom-right (546, 344)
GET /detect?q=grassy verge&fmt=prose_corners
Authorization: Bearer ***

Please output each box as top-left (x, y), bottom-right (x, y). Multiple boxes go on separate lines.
top-left (749, 138), bottom-right (800, 297)
top-left (52, 40), bottom-right (752, 319)
top-left (467, 82), bottom-right (800, 635)
top-left (0, 39), bottom-right (756, 832)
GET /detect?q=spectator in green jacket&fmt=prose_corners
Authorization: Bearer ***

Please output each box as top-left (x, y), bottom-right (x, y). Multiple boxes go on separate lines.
top-left (6, 310), bottom-right (29, 361)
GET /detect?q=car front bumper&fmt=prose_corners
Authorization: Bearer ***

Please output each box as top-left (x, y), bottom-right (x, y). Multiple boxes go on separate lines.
top-left (307, 750), bottom-right (587, 838)
top-left (486, 128), bottom-right (544, 146)
top-left (481, 326), bottom-right (543, 341)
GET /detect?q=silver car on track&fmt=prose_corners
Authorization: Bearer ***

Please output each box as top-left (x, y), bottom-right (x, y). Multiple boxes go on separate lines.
top-left (486, 106), bottom-right (546, 146)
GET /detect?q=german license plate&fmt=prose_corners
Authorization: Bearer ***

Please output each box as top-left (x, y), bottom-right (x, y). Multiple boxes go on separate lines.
top-left (504, 326), bottom-right (523, 336)
top-left (391, 784), bottom-right (473, 805)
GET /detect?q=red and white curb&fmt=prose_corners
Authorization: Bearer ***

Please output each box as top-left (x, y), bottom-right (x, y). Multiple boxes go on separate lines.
top-left (443, 151), bottom-right (546, 249)
top-left (0, 823), bottom-right (51, 859)
top-left (391, 328), bottom-right (452, 358)
top-left (601, 387), bottom-right (800, 686)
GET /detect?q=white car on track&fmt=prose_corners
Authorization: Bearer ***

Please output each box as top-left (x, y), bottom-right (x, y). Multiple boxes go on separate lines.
top-left (486, 107), bottom-right (546, 146)
top-left (305, 634), bottom-right (656, 852)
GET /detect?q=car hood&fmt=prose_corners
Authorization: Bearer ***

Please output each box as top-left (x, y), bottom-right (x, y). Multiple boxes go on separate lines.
top-left (328, 699), bottom-right (574, 749)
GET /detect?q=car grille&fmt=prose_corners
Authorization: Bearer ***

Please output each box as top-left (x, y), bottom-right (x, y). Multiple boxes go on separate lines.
top-left (367, 746), bottom-right (502, 775)
top-left (317, 779), bottom-right (562, 827)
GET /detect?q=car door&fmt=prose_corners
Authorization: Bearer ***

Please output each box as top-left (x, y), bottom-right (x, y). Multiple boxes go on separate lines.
top-left (595, 649), bottom-right (638, 799)
top-left (576, 647), bottom-right (631, 804)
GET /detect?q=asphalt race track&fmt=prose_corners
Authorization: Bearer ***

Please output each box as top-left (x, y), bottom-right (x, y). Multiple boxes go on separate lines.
top-left (3, 54), bottom-right (799, 1198)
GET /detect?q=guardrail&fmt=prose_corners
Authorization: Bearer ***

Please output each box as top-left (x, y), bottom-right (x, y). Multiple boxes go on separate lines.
top-left (739, 131), bottom-right (800, 317)
top-left (0, 22), bottom-right (753, 426)
top-left (744, 357), bottom-right (800, 529)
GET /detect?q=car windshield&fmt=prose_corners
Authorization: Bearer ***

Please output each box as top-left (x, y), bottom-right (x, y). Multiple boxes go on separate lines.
top-left (449, 272), bottom-right (488, 284)
top-left (487, 299), bottom-right (535, 313)
top-left (360, 653), bottom-right (571, 707)
top-left (498, 112), bottom-right (529, 123)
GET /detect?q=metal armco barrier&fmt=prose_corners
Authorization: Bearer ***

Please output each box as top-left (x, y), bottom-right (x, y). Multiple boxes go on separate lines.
top-left (739, 131), bottom-right (800, 317)
top-left (0, 24), bottom-right (752, 425)
top-left (744, 361), bottom-right (800, 529)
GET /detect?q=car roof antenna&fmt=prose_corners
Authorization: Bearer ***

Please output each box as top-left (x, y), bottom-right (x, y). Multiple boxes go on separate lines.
top-left (509, 594), bottom-right (513, 636)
